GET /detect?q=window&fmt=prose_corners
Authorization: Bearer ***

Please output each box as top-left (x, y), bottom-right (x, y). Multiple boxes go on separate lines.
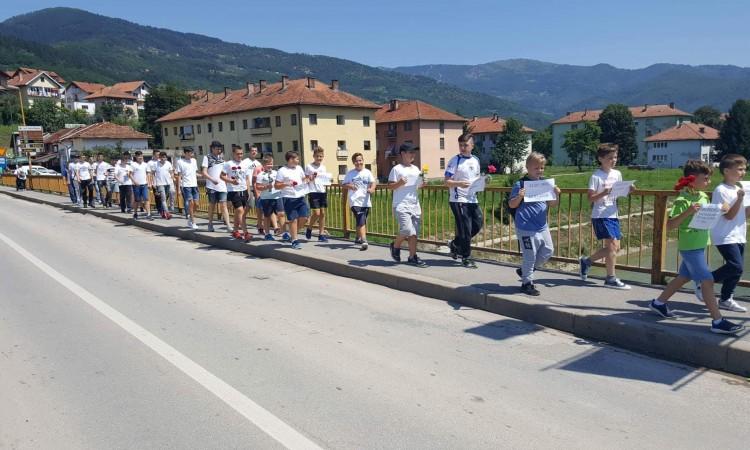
top-left (337, 140), bottom-right (347, 150)
top-left (440, 138), bottom-right (445, 150)
top-left (198, 145), bottom-right (203, 154)
top-left (242, 119), bottom-right (248, 130)
top-left (404, 121), bottom-right (412, 131)
top-left (338, 165), bottom-right (347, 175)
top-left (82, 105), bottom-right (88, 110)
top-left (439, 121), bottom-right (445, 134)
top-left (263, 142), bottom-right (273, 153)
top-left (291, 114), bottom-right (297, 126)
top-left (197, 124), bottom-right (202, 134)
top-left (336, 115), bottom-right (345, 125)
top-left (309, 114), bottom-right (318, 125)
top-left (363, 116), bottom-right (370, 127)
top-left (230, 121), bottom-right (235, 131)
top-left (173, 127), bottom-right (178, 135)
top-left (292, 140), bottom-right (299, 152)
top-left (164, 127), bottom-right (168, 137)
top-left (218, 122), bottom-right (223, 132)
top-left (365, 164), bottom-right (372, 171)
top-left (276, 141), bottom-right (283, 153)
top-left (310, 140), bottom-right (319, 150)
top-left (571, 124), bottom-right (578, 130)
top-left (254, 117), bottom-right (271, 128)
top-left (208, 123), bottom-right (213, 133)
top-left (254, 142), bottom-right (262, 151)
top-left (440, 158), bottom-right (445, 169)
top-left (244, 143), bottom-right (250, 151)
top-left (364, 140), bottom-right (371, 151)
top-left (275, 116), bottom-right (281, 127)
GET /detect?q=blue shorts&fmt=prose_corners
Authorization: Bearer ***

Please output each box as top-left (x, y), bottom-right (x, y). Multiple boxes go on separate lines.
top-left (261, 198), bottom-right (284, 217)
top-left (134, 184), bottom-right (149, 202)
top-left (351, 206), bottom-right (371, 227)
top-left (678, 249), bottom-right (713, 283)
top-left (206, 188), bottom-right (227, 203)
top-left (283, 197), bottom-right (310, 221)
top-left (592, 218), bottom-right (622, 240)
top-left (255, 195), bottom-right (262, 209)
top-left (182, 186), bottom-right (199, 202)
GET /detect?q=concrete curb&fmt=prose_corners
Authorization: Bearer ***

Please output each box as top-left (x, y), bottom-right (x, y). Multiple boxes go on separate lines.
top-left (3, 189), bottom-right (749, 377)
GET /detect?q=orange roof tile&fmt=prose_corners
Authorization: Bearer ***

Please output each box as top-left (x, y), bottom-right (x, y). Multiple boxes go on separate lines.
top-left (85, 86), bottom-right (137, 100)
top-left (157, 78), bottom-right (380, 123)
top-left (467, 115), bottom-right (535, 134)
top-left (552, 104), bottom-right (692, 124)
top-left (68, 81), bottom-right (107, 94)
top-left (375, 100), bottom-right (465, 123)
top-left (644, 122), bottom-right (719, 142)
top-left (111, 81), bottom-right (147, 93)
top-left (46, 122), bottom-right (150, 142)
top-left (8, 67), bottom-right (65, 88)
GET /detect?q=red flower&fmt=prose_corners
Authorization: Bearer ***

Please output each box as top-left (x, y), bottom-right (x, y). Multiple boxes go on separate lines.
top-left (487, 165), bottom-right (497, 174)
top-left (292, 181), bottom-right (298, 186)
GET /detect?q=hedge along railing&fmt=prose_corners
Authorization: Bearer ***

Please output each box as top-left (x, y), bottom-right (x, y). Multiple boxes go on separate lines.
top-left (1, 174), bottom-right (740, 288)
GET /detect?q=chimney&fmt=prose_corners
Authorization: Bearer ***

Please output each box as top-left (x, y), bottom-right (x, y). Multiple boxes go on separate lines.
top-left (281, 75), bottom-right (289, 89)
top-left (331, 79), bottom-right (339, 91)
top-left (472, 116), bottom-right (478, 121)
top-left (246, 82), bottom-right (255, 96)
top-left (643, 104), bottom-right (649, 111)
top-left (699, 126), bottom-right (706, 134)
top-left (389, 99), bottom-right (399, 111)
top-left (204, 92), bottom-right (209, 102)
top-left (669, 102), bottom-right (675, 109)
top-left (492, 113), bottom-right (498, 122)
top-left (306, 77), bottom-right (316, 89)
top-left (224, 87), bottom-right (229, 98)
top-left (566, 111), bottom-right (571, 116)
top-left (583, 109), bottom-right (588, 116)
top-left (259, 80), bottom-right (267, 93)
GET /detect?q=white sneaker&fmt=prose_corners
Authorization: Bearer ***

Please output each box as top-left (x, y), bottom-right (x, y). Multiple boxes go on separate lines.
top-left (719, 297), bottom-right (748, 313)
top-left (191, 221), bottom-right (199, 230)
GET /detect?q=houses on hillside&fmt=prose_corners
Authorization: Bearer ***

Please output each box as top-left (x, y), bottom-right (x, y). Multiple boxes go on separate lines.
top-left (65, 80), bottom-right (150, 118)
top-left (467, 114), bottom-right (535, 172)
top-left (5, 67), bottom-right (66, 107)
top-left (645, 122), bottom-right (719, 168)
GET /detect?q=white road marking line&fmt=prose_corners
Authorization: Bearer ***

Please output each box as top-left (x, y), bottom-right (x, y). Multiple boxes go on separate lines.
top-left (0, 230), bottom-right (322, 450)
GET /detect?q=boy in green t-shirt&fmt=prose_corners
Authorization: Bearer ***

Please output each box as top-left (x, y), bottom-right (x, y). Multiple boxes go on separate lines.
top-left (649, 160), bottom-right (743, 334)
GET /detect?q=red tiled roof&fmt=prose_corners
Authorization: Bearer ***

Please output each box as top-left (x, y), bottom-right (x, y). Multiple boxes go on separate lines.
top-left (111, 81), bottom-right (147, 93)
top-left (467, 115), bottom-right (535, 134)
top-left (85, 86), bottom-right (137, 100)
top-left (8, 67), bottom-right (65, 88)
top-left (46, 122), bottom-right (150, 142)
top-left (375, 100), bottom-right (465, 123)
top-left (188, 89), bottom-right (220, 103)
top-left (157, 78), bottom-right (379, 123)
top-left (44, 126), bottom-right (85, 144)
top-left (68, 81), bottom-right (107, 94)
top-left (552, 104), bottom-right (692, 124)
top-left (644, 122), bottom-right (719, 142)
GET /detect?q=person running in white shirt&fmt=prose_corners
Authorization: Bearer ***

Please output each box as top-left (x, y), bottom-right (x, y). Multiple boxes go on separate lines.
top-left (203, 141), bottom-right (232, 232)
top-left (445, 133), bottom-right (483, 269)
top-left (388, 143), bottom-right (427, 267)
top-left (342, 153), bottom-right (376, 250)
top-left (147, 150), bottom-right (164, 217)
top-left (175, 147), bottom-right (200, 229)
top-left (255, 154), bottom-right (286, 241)
top-left (66, 154), bottom-right (81, 205)
top-left (305, 147), bottom-right (330, 242)
top-left (105, 157), bottom-right (117, 208)
top-left (130, 151), bottom-right (153, 220)
top-left (115, 152), bottom-right (135, 213)
top-left (76, 155), bottom-right (95, 208)
top-left (243, 146), bottom-right (264, 234)
top-left (153, 152), bottom-right (174, 220)
top-left (221, 145), bottom-right (253, 241)
top-left (275, 151), bottom-right (312, 249)
top-left (93, 153), bottom-right (110, 206)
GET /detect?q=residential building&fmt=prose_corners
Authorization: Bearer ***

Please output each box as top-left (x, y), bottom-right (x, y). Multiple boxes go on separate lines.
top-left (0, 71), bottom-right (18, 95)
top-left (44, 122), bottom-right (150, 154)
top-left (157, 77), bottom-right (379, 179)
top-left (85, 86), bottom-right (140, 118)
top-left (65, 81), bottom-right (106, 115)
top-left (645, 122), bottom-right (719, 168)
top-left (111, 81), bottom-right (150, 112)
top-left (467, 114), bottom-right (535, 172)
top-left (6, 67), bottom-right (66, 108)
top-left (375, 99), bottom-right (464, 180)
top-left (551, 103), bottom-right (692, 165)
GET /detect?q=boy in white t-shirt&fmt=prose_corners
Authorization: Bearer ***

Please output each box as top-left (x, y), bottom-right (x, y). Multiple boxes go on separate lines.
top-left (708, 154), bottom-right (749, 312)
top-left (343, 152), bottom-right (376, 251)
top-left (255, 154), bottom-right (286, 241)
top-left (275, 151), bottom-right (312, 249)
top-left (115, 152), bottom-right (135, 213)
top-left (387, 143), bottom-right (427, 267)
top-left (202, 141), bottom-right (231, 232)
top-left (305, 147), bottom-right (330, 242)
top-left (175, 147), bottom-right (199, 229)
top-left (130, 151), bottom-right (153, 220)
top-left (76, 155), bottom-right (95, 208)
top-left (243, 146), bottom-right (264, 233)
top-left (221, 145), bottom-right (253, 241)
top-left (579, 143), bottom-right (634, 290)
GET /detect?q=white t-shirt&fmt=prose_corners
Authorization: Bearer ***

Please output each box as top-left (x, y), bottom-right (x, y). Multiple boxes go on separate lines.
top-left (68, 162), bottom-right (79, 180)
top-left (276, 165), bottom-right (308, 198)
top-left (15, 167), bottom-right (28, 179)
top-left (130, 161), bottom-right (150, 185)
top-left (256, 169), bottom-right (281, 199)
top-left (95, 161), bottom-right (111, 181)
top-left (154, 160), bottom-right (173, 186)
top-left (222, 159), bottom-right (252, 192)
top-left (343, 168), bottom-right (375, 208)
top-left (389, 163), bottom-right (422, 213)
top-left (305, 163), bottom-right (328, 193)
top-left (202, 155), bottom-right (227, 192)
top-left (175, 158), bottom-right (198, 188)
top-left (711, 183), bottom-right (747, 245)
top-left (589, 168), bottom-right (622, 219)
top-left (445, 154), bottom-right (481, 203)
top-left (115, 163), bottom-right (133, 186)
top-left (77, 161), bottom-right (92, 181)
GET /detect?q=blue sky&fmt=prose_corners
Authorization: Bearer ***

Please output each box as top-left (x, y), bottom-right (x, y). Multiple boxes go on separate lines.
top-left (3, 0), bottom-right (750, 68)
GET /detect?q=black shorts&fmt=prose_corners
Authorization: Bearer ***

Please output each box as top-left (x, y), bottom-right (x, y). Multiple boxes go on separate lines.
top-left (350, 206), bottom-right (370, 227)
top-left (260, 198), bottom-right (284, 217)
top-left (227, 191), bottom-right (249, 209)
top-left (308, 192), bottom-right (328, 209)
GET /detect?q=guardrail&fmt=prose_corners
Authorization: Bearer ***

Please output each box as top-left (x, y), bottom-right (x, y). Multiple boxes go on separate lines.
top-left (2, 174), bottom-right (740, 287)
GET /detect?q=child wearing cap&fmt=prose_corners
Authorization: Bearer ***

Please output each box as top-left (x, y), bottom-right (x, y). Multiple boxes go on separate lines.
top-left (275, 151), bottom-right (311, 249)
top-left (305, 147), bottom-right (329, 242)
top-left (388, 143), bottom-right (427, 267)
top-left (343, 153), bottom-right (376, 250)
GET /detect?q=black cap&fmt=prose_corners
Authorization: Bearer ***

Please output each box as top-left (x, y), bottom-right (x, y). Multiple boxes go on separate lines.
top-left (399, 143), bottom-right (420, 153)
top-left (210, 140), bottom-right (224, 149)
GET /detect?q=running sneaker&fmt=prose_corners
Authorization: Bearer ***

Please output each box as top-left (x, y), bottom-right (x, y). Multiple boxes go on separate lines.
top-left (604, 277), bottom-right (631, 290)
top-left (354, 237), bottom-right (363, 245)
top-left (447, 240), bottom-right (458, 260)
top-left (516, 267), bottom-right (522, 278)
top-left (305, 228), bottom-right (313, 240)
top-left (232, 230), bottom-right (242, 239)
top-left (462, 258), bottom-right (478, 269)
top-left (318, 235), bottom-right (329, 242)
top-left (389, 241), bottom-right (401, 262)
top-left (133, 212), bottom-right (138, 219)
top-left (145, 214), bottom-right (154, 221)
top-left (190, 221), bottom-right (198, 230)
top-left (166, 212), bottom-right (172, 220)
top-left (649, 299), bottom-right (676, 318)
top-left (291, 240), bottom-right (302, 250)
top-left (282, 232), bottom-right (291, 242)
top-left (264, 234), bottom-right (275, 241)
top-left (719, 297), bottom-right (748, 312)
top-left (520, 283), bottom-right (541, 296)
top-left (243, 231), bottom-right (252, 242)
top-left (579, 257), bottom-right (591, 281)
top-left (407, 255), bottom-right (427, 268)
top-left (274, 228), bottom-right (282, 236)
top-left (710, 318), bottom-right (744, 334)
top-left (207, 224), bottom-right (215, 232)
top-left (360, 241), bottom-right (369, 251)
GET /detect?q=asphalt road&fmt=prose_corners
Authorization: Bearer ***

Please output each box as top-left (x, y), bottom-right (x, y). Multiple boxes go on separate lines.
top-left (1, 195), bottom-right (749, 449)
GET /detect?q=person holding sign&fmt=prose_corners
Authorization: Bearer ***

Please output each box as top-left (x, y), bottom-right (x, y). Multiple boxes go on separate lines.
top-left (445, 133), bottom-right (483, 269)
top-left (387, 143), bottom-right (427, 267)
top-left (275, 151), bottom-right (312, 250)
top-left (343, 153), bottom-right (376, 251)
top-left (649, 160), bottom-right (743, 335)
top-left (508, 152), bottom-right (561, 296)
top-left (579, 143), bottom-right (634, 290)
top-left (305, 147), bottom-right (330, 242)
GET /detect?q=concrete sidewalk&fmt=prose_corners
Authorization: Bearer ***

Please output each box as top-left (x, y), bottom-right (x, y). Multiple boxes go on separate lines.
top-left (2, 186), bottom-right (749, 376)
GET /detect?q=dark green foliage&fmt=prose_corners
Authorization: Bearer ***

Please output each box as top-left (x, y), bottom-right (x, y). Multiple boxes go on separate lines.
top-left (563, 122), bottom-right (600, 170)
top-left (0, 94), bottom-right (21, 125)
top-left (142, 84), bottom-right (190, 147)
top-left (25, 99), bottom-right (93, 132)
top-left (597, 104), bottom-right (637, 165)
top-left (693, 105), bottom-right (724, 129)
top-left (531, 126), bottom-right (553, 162)
top-left (717, 99), bottom-right (750, 158)
top-left (492, 118), bottom-right (528, 173)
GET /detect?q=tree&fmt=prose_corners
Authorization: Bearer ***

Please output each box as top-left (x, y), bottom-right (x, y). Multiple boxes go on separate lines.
top-left (26, 99), bottom-right (65, 131)
top-left (563, 122), bottom-right (600, 170)
top-left (597, 104), bottom-right (637, 165)
top-left (0, 94), bottom-right (21, 125)
top-left (693, 105), bottom-right (724, 129)
top-left (717, 99), bottom-right (750, 159)
top-left (492, 117), bottom-right (529, 173)
top-left (531, 126), bottom-right (553, 162)
top-left (142, 84), bottom-right (190, 147)
top-left (96, 101), bottom-right (126, 122)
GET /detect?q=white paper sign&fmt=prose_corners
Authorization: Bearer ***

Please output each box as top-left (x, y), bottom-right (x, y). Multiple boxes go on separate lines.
top-left (610, 180), bottom-right (635, 199)
top-left (688, 203), bottom-right (723, 229)
top-left (469, 176), bottom-right (489, 195)
top-left (315, 172), bottom-right (333, 186)
top-left (293, 182), bottom-right (309, 195)
top-left (524, 179), bottom-right (556, 202)
top-left (739, 181), bottom-right (750, 207)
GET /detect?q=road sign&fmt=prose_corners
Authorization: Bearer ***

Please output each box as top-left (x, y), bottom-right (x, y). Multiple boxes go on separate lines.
top-left (18, 126), bottom-right (43, 132)
top-left (21, 143), bottom-right (44, 151)
top-left (0, 157), bottom-right (6, 170)
top-left (19, 126), bottom-right (44, 143)
top-left (0, 147), bottom-right (6, 156)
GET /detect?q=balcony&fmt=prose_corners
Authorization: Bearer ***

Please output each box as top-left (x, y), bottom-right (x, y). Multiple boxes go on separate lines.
top-left (251, 127), bottom-right (272, 136)
top-left (336, 149), bottom-right (348, 159)
top-left (27, 87), bottom-right (61, 98)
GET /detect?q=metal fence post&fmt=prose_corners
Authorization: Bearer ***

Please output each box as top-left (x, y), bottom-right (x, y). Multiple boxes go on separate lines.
top-left (651, 193), bottom-right (669, 285)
